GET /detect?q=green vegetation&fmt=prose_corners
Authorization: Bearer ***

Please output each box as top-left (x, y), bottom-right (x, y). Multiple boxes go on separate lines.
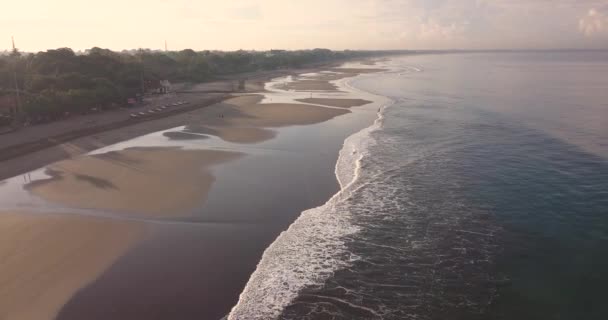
top-left (0, 48), bottom-right (382, 124)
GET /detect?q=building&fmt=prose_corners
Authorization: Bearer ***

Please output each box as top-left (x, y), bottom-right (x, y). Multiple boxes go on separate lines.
top-left (144, 80), bottom-right (172, 94)
top-left (160, 80), bottom-right (171, 93)
top-left (0, 95), bottom-right (17, 116)
top-left (0, 95), bottom-right (17, 126)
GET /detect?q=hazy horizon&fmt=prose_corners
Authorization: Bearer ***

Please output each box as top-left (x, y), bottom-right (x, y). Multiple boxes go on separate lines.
top-left (3, 0), bottom-right (608, 52)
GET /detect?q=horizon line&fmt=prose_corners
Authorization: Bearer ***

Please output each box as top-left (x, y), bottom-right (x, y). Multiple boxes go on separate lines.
top-left (2, 47), bottom-right (608, 54)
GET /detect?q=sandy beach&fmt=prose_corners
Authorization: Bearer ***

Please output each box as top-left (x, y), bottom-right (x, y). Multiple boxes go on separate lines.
top-left (0, 63), bottom-right (378, 182)
top-left (0, 61), bottom-right (387, 320)
top-left (180, 94), bottom-right (350, 144)
top-left (27, 148), bottom-right (243, 217)
top-left (279, 67), bottom-right (386, 92)
top-left (0, 211), bottom-right (145, 320)
top-left (24, 92), bottom-right (353, 216)
top-left (219, 95), bottom-right (350, 127)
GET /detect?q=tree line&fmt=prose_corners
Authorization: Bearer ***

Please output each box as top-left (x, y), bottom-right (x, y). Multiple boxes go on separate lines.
top-left (0, 48), bottom-right (382, 124)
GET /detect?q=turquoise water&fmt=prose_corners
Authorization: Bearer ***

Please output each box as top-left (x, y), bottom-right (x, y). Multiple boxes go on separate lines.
top-left (278, 52), bottom-right (608, 319)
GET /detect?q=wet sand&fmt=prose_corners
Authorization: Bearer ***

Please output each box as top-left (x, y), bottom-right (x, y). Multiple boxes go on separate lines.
top-left (162, 131), bottom-right (210, 140)
top-left (281, 68), bottom-right (386, 92)
top-left (295, 98), bottom-right (372, 108)
top-left (330, 67), bottom-right (386, 74)
top-left (284, 80), bottom-right (339, 91)
top-left (23, 94), bottom-right (351, 215)
top-left (184, 126), bottom-right (277, 144)
top-left (25, 95), bottom-right (348, 217)
top-left (222, 95), bottom-right (349, 127)
top-left (183, 95), bottom-right (349, 144)
top-left (0, 211), bottom-right (145, 320)
top-left (28, 148), bottom-right (243, 217)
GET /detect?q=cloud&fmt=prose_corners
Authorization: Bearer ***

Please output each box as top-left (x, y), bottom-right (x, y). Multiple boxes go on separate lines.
top-left (419, 21), bottom-right (464, 39)
top-left (579, 7), bottom-right (608, 37)
top-left (377, 0), bottom-right (608, 49)
top-left (5, 0), bottom-right (608, 51)
top-left (228, 4), bottom-right (263, 20)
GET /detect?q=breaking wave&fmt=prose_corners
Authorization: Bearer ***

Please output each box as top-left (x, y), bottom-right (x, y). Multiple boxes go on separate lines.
top-left (227, 99), bottom-right (390, 320)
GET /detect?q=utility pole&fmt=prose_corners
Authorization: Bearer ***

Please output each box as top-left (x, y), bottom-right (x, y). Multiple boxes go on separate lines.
top-left (140, 68), bottom-right (145, 97)
top-left (13, 70), bottom-right (21, 117)
top-left (165, 40), bottom-right (168, 52)
top-left (11, 36), bottom-right (21, 121)
top-left (139, 51), bottom-right (145, 98)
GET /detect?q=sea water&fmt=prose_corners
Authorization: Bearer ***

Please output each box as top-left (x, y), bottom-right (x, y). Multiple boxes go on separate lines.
top-left (231, 51), bottom-right (608, 319)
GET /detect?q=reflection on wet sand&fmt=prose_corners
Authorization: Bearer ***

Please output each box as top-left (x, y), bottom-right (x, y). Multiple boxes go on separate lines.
top-left (295, 98), bottom-right (372, 108)
top-left (162, 131), bottom-right (210, 140)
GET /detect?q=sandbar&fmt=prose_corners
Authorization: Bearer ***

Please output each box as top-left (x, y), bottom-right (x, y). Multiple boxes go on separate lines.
top-left (183, 95), bottom-right (349, 143)
top-left (27, 148), bottom-right (243, 217)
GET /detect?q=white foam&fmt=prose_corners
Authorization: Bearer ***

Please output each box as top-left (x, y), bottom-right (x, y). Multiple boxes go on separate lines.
top-left (227, 68), bottom-right (394, 320)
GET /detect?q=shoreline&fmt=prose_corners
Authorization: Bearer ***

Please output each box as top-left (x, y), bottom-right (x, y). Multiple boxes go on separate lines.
top-left (227, 68), bottom-right (392, 319)
top-left (0, 60), bottom-right (391, 320)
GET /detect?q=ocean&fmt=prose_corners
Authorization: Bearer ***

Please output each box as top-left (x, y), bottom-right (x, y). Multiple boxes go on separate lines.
top-left (230, 52), bottom-right (608, 319)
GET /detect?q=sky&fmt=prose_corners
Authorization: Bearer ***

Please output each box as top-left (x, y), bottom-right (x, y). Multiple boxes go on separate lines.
top-left (2, 0), bottom-right (608, 52)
